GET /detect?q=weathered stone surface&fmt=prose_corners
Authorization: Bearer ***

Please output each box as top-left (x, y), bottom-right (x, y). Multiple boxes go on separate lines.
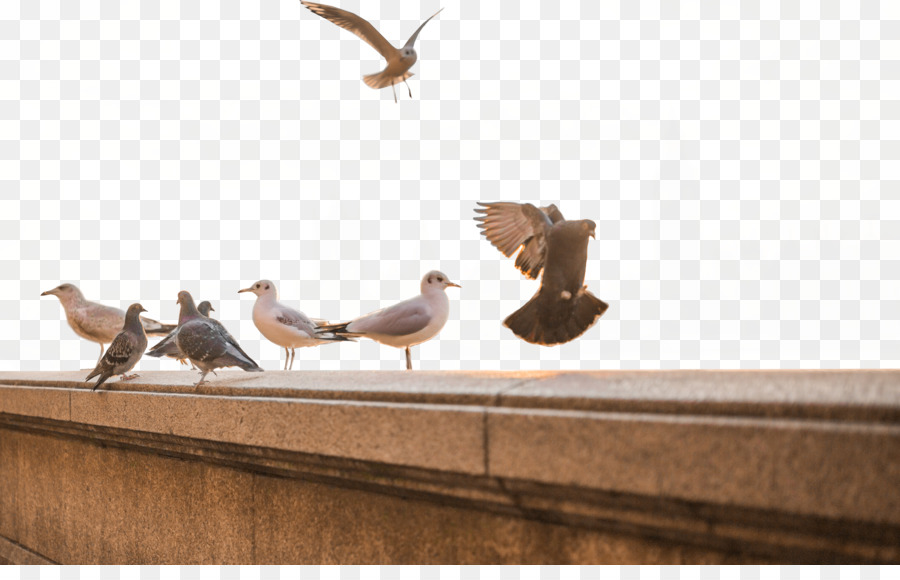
top-left (68, 390), bottom-right (486, 474)
top-left (486, 408), bottom-right (900, 526)
top-left (1, 370), bottom-right (898, 563)
top-left (9, 428), bottom-right (255, 564)
top-left (0, 385), bottom-right (69, 421)
top-left (250, 472), bottom-right (742, 564)
top-left (0, 430), bottom-right (16, 541)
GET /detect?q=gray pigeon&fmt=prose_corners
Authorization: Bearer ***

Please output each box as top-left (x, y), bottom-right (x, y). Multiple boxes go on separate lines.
top-left (172, 291), bottom-right (263, 386)
top-left (146, 299), bottom-right (215, 367)
top-left (41, 283), bottom-right (175, 362)
top-left (475, 202), bottom-right (609, 345)
top-left (84, 303), bottom-right (149, 391)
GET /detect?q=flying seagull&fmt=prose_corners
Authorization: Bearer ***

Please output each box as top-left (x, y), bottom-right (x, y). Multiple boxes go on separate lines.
top-left (84, 303), bottom-right (149, 391)
top-left (316, 270), bottom-right (460, 370)
top-left (146, 299), bottom-right (215, 368)
top-left (172, 291), bottom-right (263, 386)
top-left (475, 202), bottom-right (609, 345)
top-left (239, 280), bottom-right (352, 370)
top-left (41, 283), bottom-right (175, 362)
top-left (301, 1), bottom-right (443, 103)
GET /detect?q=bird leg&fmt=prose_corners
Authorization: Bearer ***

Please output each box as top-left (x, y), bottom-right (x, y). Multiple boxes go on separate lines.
top-left (284, 347), bottom-right (289, 371)
top-left (404, 79), bottom-right (412, 98)
top-left (405, 347), bottom-right (412, 370)
top-left (290, 348), bottom-right (296, 371)
top-left (194, 371), bottom-right (209, 387)
top-left (97, 343), bottom-right (105, 363)
top-left (392, 80), bottom-right (397, 103)
top-left (119, 373), bottom-right (139, 381)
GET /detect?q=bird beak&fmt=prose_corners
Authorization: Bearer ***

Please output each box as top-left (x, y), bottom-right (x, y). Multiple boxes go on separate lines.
top-left (447, 282), bottom-right (461, 288)
top-left (140, 307), bottom-right (148, 313)
top-left (210, 306), bottom-right (216, 312)
top-left (238, 287), bottom-right (251, 294)
top-left (590, 230), bottom-right (596, 239)
top-left (40, 290), bottom-right (50, 296)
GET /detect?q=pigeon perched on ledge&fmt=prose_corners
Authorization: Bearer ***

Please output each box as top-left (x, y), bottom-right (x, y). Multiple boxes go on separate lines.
top-left (239, 280), bottom-right (352, 371)
top-left (316, 270), bottom-right (460, 370)
top-left (171, 291), bottom-right (263, 386)
top-left (41, 283), bottom-right (175, 362)
top-left (475, 202), bottom-right (609, 346)
top-left (146, 299), bottom-right (215, 368)
top-left (85, 303), bottom-right (149, 391)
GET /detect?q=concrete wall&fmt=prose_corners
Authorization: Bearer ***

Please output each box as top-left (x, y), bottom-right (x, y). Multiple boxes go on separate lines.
top-left (1, 370), bottom-right (899, 564)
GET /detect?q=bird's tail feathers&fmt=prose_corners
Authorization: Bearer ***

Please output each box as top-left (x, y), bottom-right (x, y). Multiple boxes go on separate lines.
top-left (148, 323), bottom-right (177, 335)
top-left (84, 367), bottom-right (102, 382)
top-left (315, 321), bottom-right (364, 340)
top-left (363, 70), bottom-right (413, 90)
top-left (504, 287), bottom-right (608, 346)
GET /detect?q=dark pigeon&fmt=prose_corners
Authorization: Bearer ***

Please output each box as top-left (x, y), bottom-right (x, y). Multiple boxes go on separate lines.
top-left (146, 299), bottom-right (215, 367)
top-left (172, 291), bottom-right (263, 386)
top-left (475, 202), bottom-right (609, 345)
top-left (85, 303), bottom-right (149, 391)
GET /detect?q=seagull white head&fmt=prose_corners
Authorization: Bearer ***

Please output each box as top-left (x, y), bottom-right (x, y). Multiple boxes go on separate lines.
top-left (421, 270), bottom-right (461, 294)
top-left (40, 283), bottom-right (84, 303)
top-left (238, 280), bottom-right (278, 298)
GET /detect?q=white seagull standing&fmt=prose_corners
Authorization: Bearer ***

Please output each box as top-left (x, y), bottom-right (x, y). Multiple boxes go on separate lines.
top-left (301, 1), bottom-right (444, 103)
top-left (238, 280), bottom-right (352, 370)
top-left (316, 270), bottom-right (460, 370)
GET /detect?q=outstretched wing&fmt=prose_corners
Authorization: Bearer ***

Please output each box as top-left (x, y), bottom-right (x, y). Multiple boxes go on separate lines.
top-left (403, 7), bottom-right (444, 49)
top-left (474, 202), bottom-right (559, 279)
top-left (301, 1), bottom-right (398, 60)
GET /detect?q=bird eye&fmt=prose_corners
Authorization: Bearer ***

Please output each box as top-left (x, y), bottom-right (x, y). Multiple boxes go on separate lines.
top-left (265, 284), bottom-right (270, 290)
top-left (256, 284), bottom-right (260, 288)
top-left (437, 277), bottom-right (444, 282)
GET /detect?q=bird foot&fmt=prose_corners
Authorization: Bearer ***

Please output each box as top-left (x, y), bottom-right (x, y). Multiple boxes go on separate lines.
top-left (120, 373), bottom-right (139, 381)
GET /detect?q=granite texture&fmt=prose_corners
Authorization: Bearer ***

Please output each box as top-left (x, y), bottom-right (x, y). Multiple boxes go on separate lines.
top-left (0, 370), bottom-right (898, 563)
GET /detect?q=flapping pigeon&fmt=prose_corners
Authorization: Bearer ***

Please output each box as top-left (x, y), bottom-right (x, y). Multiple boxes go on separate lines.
top-left (84, 303), bottom-right (149, 391)
top-left (41, 283), bottom-right (175, 362)
top-left (172, 291), bottom-right (263, 386)
top-left (239, 280), bottom-right (352, 370)
top-left (301, 1), bottom-right (443, 103)
top-left (475, 202), bottom-right (609, 345)
top-left (316, 270), bottom-right (459, 370)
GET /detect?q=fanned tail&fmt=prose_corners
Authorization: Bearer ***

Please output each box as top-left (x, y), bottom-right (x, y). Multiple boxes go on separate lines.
top-left (363, 70), bottom-right (413, 90)
top-left (504, 287), bottom-right (609, 346)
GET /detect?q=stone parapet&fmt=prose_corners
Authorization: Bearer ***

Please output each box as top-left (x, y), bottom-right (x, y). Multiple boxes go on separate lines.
top-left (0, 370), bottom-right (897, 563)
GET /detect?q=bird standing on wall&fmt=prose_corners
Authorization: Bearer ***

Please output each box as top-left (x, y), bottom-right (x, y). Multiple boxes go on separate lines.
top-left (239, 280), bottom-right (352, 370)
top-left (168, 291), bottom-right (264, 387)
top-left (316, 270), bottom-right (460, 370)
top-left (41, 283), bottom-right (175, 362)
top-left (300, 1), bottom-right (443, 103)
top-left (475, 202), bottom-right (609, 345)
top-left (84, 303), bottom-right (149, 391)
top-left (146, 299), bottom-right (215, 368)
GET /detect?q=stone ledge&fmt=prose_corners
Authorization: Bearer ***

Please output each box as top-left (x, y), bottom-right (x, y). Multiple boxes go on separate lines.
top-left (1, 370), bottom-right (898, 563)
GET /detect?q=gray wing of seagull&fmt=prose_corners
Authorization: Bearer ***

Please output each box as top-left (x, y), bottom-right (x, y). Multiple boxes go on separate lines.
top-left (301, 2), bottom-right (399, 61)
top-left (275, 305), bottom-right (320, 338)
top-left (474, 202), bottom-right (560, 280)
top-left (344, 297), bottom-right (431, 337)
top-left (403, 7), bottom-right (444, 49)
